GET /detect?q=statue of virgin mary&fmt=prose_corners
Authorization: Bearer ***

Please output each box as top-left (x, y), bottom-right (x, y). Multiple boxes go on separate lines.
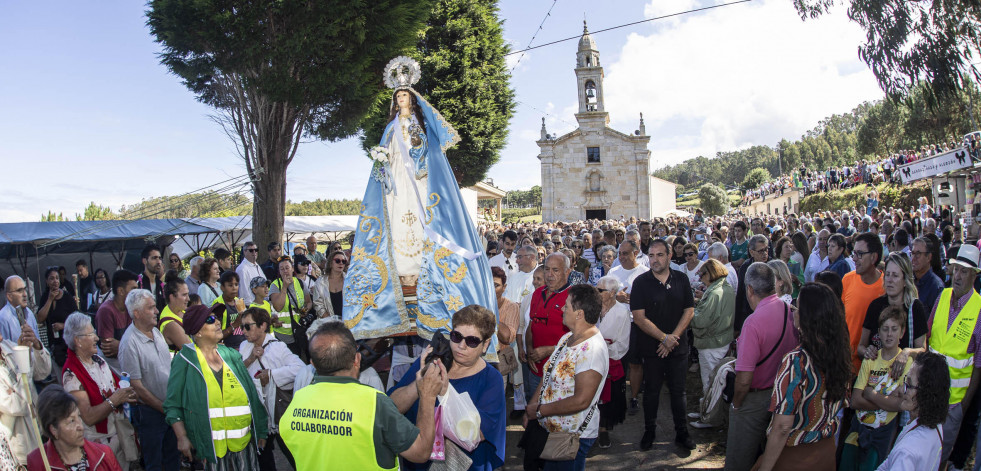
top-left (343, 57), bottom-right (498, 352)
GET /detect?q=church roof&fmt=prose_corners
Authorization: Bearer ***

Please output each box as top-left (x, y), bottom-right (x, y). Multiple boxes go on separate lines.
top-left (578, 21), bottom-right (597, 52)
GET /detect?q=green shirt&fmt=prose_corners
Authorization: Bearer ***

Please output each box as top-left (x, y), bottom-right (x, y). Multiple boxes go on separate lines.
top-left (730, 239), bottom-right (749, 263)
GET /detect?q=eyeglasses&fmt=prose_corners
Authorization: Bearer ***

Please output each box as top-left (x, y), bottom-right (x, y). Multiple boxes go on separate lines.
top-left (572, 244), bottom-right (583, 249)
top-left (170, 259), bottom-right (181, 263)
top-left (241, 322), bottom-right (257, 331)
top-left (852, 250), bottom-right (871, 258)
top-left (684, 252), bottom-right (696, 257)
top-left (597, 288), bottom-right (608, 293)
top-left (245, 248), bottom-right (258, 253)
top-left (449, 330), bottom-right (484, 348)
top-left (903, 376), bottom-right (919, 394)
top-left (911, 251), bottom-right (929, 257)
top-left (334, 258), bottom-right (349, 265)
top-left (204, 315), bottom-right (218, 325)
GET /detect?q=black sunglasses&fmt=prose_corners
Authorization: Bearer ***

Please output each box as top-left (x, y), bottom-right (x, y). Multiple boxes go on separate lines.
top-left (450, 330), bottom-right (484, 348)
top-left (241, 322), bottom-right (257, 331)
top-left (333, 258), bottom-right (349, 265)
top-left (685, 252), bottom-right (696, 257)
top-left (245, 248), bottom-right (258, 253)
top-left (204, 315), bottom-right (218, 325)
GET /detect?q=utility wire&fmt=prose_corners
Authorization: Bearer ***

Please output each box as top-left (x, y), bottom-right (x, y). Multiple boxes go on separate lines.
top-left (504, 0), bottom-right (753, 57)
top-left (510, 0), bottom-right (560, 72)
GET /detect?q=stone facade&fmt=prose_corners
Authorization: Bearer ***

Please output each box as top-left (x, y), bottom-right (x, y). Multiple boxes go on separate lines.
top-left (743, 190), bottom-right (802, 217)
top-left (537, 23), bottom-right (675, 222)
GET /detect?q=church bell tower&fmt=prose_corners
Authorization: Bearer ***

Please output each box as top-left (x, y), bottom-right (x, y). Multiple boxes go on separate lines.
top-left (576, 21), bottom-right (605, 115)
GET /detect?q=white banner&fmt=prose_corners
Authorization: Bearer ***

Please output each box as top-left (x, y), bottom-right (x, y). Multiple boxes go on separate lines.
top-left (897, 148), bottom-right (973, 183)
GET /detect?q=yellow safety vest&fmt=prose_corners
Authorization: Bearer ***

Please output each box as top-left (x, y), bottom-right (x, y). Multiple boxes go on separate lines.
top-left (929, 288), bottom-right (981, 404)
top-left (196, 347), bottom-right (252, 457)
top-left (270, 278), bottom-right (304, 337)
top-left (159, 306), bottom-right (184, 351)
top-left (280, 380), bottom-right (394, 470)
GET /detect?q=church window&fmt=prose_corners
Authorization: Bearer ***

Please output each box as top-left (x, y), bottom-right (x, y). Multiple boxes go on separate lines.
top-left (587, 146), bottom-right (600, 163)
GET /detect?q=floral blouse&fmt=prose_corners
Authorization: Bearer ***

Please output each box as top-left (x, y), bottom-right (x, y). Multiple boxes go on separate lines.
top-left (539, 331), bottom-right (609, 439)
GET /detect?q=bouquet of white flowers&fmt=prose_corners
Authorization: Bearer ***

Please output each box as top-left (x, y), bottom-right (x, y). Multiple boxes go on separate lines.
top-left (369, 146), bottom-right (389, 164)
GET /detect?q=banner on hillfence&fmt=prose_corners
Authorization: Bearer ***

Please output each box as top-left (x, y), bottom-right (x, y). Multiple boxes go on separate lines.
top-left (897, 148), bottom-right (973, 184)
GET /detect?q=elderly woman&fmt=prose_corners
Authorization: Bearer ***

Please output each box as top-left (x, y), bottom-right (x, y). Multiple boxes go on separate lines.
top-left (690, 260), bottom-right (735, 402)
top-left (767, 260), bottom-right (796, 304)
top-left (37, 266), bottom-right (78, 366)
top-left (164, 304), bottom-right (268, 470)
top-left (197, 258), bottom-right (222, 307)
top-left (390, 305), bottom-right (507, 470)
top-left (594, 276), bottom-right (631, 449)
top-left (27, 385), bottom-right (123, 471)
top-left (875, 352), bottom-right (948, 469)
top-left (857, 253), bottom-right (927, 364)
top-left (521, 285), bottom-right (608, 470)
top-left (238, 307), bottom-right (304, 470)
top-left (61, 312), bottom-right (138, 469)
top-left (680, 242), bottom-right (703, 288)
top-left (0, 322), bottom-right (51, 465)
top-left (752, 283), bottom-right (852, 471)
top-left (312, 248), bottom-right (348, 319)
top-left (589, 245), bottom-right (616, 286)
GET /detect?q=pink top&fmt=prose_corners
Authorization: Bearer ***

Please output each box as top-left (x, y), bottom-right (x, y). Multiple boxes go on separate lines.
top-left (736, 294), bottom-right (800, 390)
top-left (95, 298), bottom-right (131, 341)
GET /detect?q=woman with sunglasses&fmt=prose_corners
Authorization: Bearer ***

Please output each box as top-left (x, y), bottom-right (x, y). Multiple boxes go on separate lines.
top-left (169, 254), bottom-right (187, 280)
top-left (680, 242), bottom-right (704, 289)
top-left (390, 305), bottom-right (506, 470)
top-left (164, 304), bottom-right (268, 470)
top-left (312, 249), bottom-right (348, 319)
top-left (238, 307), bottom-right (304, 470)
top-left (875, 351), bottom-right (948, 470)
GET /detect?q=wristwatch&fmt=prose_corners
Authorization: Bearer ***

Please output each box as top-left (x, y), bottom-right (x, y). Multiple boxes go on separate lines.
top-left (535, 406), bottom-right (543, 419)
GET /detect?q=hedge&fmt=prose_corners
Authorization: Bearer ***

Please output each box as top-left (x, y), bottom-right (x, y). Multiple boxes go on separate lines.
top-left (798, 181), bottom-right (932, 214)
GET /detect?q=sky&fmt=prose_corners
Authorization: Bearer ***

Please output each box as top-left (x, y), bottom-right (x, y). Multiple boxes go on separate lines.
top-left (0, 0), bottom-right (885, 223)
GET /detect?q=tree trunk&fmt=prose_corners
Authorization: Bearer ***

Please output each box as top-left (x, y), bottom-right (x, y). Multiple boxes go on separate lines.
top-left (252, 152), bottom-right (287, 258)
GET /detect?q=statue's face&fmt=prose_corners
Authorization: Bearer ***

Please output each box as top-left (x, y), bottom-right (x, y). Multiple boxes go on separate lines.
top-left (396, 90), bottom-right (412, 110)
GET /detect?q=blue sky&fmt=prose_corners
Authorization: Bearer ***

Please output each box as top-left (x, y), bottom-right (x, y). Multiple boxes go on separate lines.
top-left (0, 0), bottom-right (883, 222)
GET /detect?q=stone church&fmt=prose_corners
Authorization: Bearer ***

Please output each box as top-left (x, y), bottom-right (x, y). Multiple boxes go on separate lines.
top-left (537, 23), bottom-right (676, 222)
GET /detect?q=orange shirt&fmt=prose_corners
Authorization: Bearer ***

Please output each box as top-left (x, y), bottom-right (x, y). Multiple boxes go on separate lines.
top-left (841, 271), bottom-right (884, 372)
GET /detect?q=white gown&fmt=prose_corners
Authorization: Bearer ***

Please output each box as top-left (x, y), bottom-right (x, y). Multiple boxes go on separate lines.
top-left (385, 115), bottom-right (429, 281)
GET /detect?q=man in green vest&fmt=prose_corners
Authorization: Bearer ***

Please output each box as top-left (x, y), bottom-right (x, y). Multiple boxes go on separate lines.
top-left (280, 321), bottom-right (446, 469)
top-left (926, 244), bottom-right (981, 464)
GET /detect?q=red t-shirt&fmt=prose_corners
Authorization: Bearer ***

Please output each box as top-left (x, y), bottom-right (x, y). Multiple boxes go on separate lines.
top-left (95, 298), bottom-right (131, 341)
top-left (529, 285), bottom-right (570, 375)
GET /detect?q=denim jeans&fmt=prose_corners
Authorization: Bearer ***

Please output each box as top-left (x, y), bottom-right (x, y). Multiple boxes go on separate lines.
top-left (131, 404), bottom-right (179, 471)
top-left (524, 362), bottom-right (542, 405)
top-left (543, 437), bottom-right (596, 471)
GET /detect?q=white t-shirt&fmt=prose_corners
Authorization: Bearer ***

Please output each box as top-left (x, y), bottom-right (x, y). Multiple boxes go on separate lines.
top-left (608, 264), bottom-right (649, 294)
top-left (539, 331), bottom-right (609, 439)
top-left (680, 260), bottom-right (704, 288)
top-left (597, 303), bottom-right (631, 361)
top-left (489, 252), bottom-right (518, 278)
top-left (503, 269), bottom-right (536, 304)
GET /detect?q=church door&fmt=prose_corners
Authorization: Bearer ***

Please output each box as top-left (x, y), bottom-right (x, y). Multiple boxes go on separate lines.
top-left (585, 209), bottom-right (606, 220)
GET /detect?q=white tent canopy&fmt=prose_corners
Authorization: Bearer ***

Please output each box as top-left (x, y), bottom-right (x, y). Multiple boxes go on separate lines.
top-left (171, 215), bottom-right (359, 258)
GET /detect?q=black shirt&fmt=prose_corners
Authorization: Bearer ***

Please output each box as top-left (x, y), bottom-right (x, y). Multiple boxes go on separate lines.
top-left (261, 259), bottom-right (279, 284)
top-left (629, 269), bottom-right (695, 357)
top-left (862, 296), bottom-right (928, 350)
top-left (39, 288), bottom-right (77, 348)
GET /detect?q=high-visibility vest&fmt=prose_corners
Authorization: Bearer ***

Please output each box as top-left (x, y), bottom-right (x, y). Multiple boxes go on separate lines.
top-left (196, 347), bottom-right (252, 457)
top-left (280, 380), bottom-right (395, 470)
top-left (159, 306), bottom-right (184, 351)
top-left (929, 288), bottom-right (981, 404)
top-left (270, 278), bottom-right (304, 337)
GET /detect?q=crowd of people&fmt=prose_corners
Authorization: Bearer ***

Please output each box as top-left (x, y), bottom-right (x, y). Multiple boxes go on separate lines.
top-left (0, 203), bottom-right (978, 470)
top-left (740, 135), bottom-right (981, 205)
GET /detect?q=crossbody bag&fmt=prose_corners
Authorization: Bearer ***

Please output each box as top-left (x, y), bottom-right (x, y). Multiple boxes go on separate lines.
top-left (538, 335), bottom-right (596, 461)
top-left (724, 303), bottom-right (788, 403)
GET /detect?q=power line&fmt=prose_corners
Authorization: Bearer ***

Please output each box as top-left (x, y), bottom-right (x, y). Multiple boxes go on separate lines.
top-left (504, 0), bottom-right (753, 57)
top-left (510, 0), bottom-right (560, 72)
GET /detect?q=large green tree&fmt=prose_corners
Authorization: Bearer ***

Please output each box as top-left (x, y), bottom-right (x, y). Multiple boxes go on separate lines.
top-left (741, 167), bottom-right (771, 191)
top-left (794, 0), bottom-right (981, 100)
top-left (146, 0), bottom-right (431, 252)
top-left (697, 183), bottom-right (729, 216)
top-left (360, 0), bottom-right (515, 187)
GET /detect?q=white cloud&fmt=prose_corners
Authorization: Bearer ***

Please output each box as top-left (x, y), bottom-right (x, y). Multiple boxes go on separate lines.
top-left (601, 0), bottom-right (882, 169)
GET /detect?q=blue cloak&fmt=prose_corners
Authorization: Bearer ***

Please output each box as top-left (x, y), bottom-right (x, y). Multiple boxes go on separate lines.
top-left (343, 90), bottom-right (498, 354)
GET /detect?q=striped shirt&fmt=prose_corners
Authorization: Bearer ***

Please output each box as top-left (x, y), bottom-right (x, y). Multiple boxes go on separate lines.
top-left (768, 347), bottom-right (844, 446)
top-left (927, 289), bottom-right (981, 366)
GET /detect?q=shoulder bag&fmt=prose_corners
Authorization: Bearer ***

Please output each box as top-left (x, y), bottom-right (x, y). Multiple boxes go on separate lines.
top-left (257, 339), bottom-right (294, 423)
top-left (723, 303), bottom-right (788, 403)
top-left (537, 335), bottom-right (595, 461)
